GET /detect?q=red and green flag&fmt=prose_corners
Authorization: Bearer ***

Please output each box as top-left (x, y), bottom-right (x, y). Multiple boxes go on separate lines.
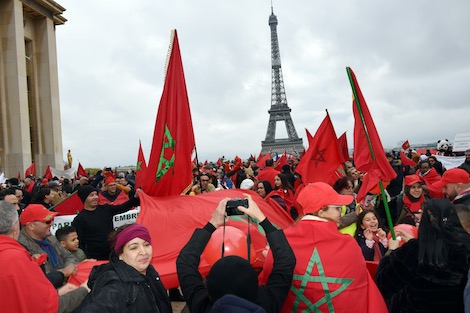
top-left (135, 141), bottom-right (147, 189)
top-left (142, 30), bottom-right (195, 197)
top-left (296, 112), bottom-right (343, 185)
top-left (347, 67), bottom-right (397, 238)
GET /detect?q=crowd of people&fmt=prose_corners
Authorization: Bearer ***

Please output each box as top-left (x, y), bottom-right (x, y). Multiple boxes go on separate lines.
top-left (0, 148), bottom-right (470, 312)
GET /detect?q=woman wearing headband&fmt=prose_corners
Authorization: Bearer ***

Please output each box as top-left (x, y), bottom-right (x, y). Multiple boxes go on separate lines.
top-left (76, 223), bottom-right (172, 313)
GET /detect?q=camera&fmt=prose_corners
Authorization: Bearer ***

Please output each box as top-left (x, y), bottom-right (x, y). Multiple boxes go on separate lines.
top-left (226, 198), bottom-right (249, 216)
top-left (105, 167), bottom-right (112, 172)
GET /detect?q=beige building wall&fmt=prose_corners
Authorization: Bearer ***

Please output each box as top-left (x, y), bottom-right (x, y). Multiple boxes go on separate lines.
top-left (0, 0), bottom-right (66, 178)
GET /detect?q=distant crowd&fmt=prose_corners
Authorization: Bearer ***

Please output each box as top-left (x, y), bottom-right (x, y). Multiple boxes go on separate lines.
top-left (0, 148), bottom-right (470, 312)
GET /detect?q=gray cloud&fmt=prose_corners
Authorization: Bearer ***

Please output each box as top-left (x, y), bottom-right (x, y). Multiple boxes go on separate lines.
top-left (57, 0), bottom-right (470, 167)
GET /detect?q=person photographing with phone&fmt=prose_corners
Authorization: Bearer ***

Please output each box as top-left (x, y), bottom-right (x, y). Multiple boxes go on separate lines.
top-left (176, 194), bottom-right (295, 313)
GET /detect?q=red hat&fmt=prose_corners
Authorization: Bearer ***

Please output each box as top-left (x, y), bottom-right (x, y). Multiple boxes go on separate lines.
top-left (404, 175), bottom-right (422, 187)
top-left (105, 176), bottom-right (115, 185)
top-left (20, 204), bottom-right (58, 225)
top-left (433, 168), bottom-right (470, 189)
top-left (297, 182), bottom-right (354, 214)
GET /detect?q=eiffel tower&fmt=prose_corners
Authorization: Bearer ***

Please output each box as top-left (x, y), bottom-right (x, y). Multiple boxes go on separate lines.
top-left (261, 6), bottom-right (304, 156)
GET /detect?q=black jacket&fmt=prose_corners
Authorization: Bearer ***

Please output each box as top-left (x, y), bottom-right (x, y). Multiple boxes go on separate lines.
top-left (176, 218), bottom-right (295, 313)
top-left (376, 239), bottom-right (468, 313)
top-left (76, 252), bottom-right (172, 313)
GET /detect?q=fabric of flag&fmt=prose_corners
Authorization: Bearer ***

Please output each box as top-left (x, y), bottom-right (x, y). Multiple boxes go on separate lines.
top-left (256, 153), bottom-right (272, 168)
top-left (43, 166), bottom-right (53, 180)
top-left (399, 151), bottom-right (417, 166)
top-left (136, 189), bottom-right (293, 289)
top-left (216, 158), bottom-right (222, 167)
top-left (142, 30), bottom-right (196, 197)
top-left (347, 67), bottom-right (397, 201)
top-left (25, 163), bottom-right (35, 177)
top-left (77, 163), bottom-right (87, 177)
top-left (17, 170), bottom-right (21, 180)
top-left (135, 141), bottom-right (147, 189)
top-left (259, 218), bottom-right (388, 313)
top-left (337, 131), bottom-right (350, 163)
top-left (295, 114), bottom-right (343, 186)
top-left (52, 192), bottom-right (83, 215)
top-left (401, 140), bottom-right (410, 151)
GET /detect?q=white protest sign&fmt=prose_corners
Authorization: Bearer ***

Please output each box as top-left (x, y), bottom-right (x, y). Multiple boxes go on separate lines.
top-left (50, 207), bottom-right (140, 235)
top-left (453, 132), bottom-right (470, 152)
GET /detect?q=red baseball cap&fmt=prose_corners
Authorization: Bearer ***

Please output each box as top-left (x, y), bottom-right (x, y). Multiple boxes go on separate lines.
top-left (297, 182), bottom-right (354, 214)
top-left (20, 204), bottom-right (58, 225)
top-left (404, 174), bottom-right (422, 187)
top-left (432, 168), bottom-right (470, 189)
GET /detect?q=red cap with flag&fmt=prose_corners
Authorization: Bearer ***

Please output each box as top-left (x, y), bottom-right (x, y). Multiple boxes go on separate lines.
top-left (432, 168), bottom-right (470, 189)
top-left (296, 182), bottom-right (353, 214)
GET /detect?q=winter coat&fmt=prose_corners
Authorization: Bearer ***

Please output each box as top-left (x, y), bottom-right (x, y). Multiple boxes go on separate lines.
top-left (376, 239), bottom-right (469, 312)
top-left (76, 251), bottom-right (172, 313)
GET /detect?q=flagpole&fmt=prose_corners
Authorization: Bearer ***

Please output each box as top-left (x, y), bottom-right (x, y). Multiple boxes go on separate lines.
top-left (346, 67), bottom-right (396, 240)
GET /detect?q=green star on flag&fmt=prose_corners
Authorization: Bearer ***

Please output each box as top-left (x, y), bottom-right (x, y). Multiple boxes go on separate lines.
top-left (155, 125), bottom-right (176, 182)
top-left (290, 247), bottom-right (354, 313)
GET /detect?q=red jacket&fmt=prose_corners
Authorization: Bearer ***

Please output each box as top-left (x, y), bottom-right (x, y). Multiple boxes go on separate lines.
top-left (259, 217), bottom-right (387, 313)
top-left (0, 235), bottom-right (58, 313)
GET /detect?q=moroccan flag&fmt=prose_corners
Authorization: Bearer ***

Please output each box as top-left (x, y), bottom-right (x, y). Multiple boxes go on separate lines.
top-left (401, 140), bottom-right (410, 151)
top-left (142, 30), bottom-right (196, 197)
top-left (275, 151), bottom-right (287, 171)
top-left (135, 141), bottom-right (147, 189)
top-left (337, 131), bottom-right (349, 163)
top-left (400, 151), bottom-right (417, 167)
top-left (295, 113), bottom-right (343, 185)
top-left (137, 189), bottom-right (293, 288)
top-left (51, 191), bottom-right (84, 215)
top-left (347, 67), bottom-right (397, 201)
top-left (25, 163), bottom-right (35, 177)
top-left (43, 166), bottom-right (53, 180)
top-left (17, 170), bottom-right (21, 180)
top-left (256, 153), bottom-right (272, 168)
top-left (77, 163), bottom-right (87, 177)
top-left (216, 158), bottom-right (222, 167)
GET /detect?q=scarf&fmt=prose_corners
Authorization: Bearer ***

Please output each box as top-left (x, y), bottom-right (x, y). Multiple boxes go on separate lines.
top-left (403, 194), bottom-right (425, 214)
top-left (33, 238), bottom-right (62, 268)
top-left (372, 236), bottom-right (383, 262)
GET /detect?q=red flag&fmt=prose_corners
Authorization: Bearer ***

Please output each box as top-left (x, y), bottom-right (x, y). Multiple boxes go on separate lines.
top-left (399, 151), bottom-right (417, 167)
top-left (295, 113), bottom-right (343, 185)
top-left (401, 140), bottom-right (410, 151)
top-left (347, 67), bottom-right (397, 201)
top-left (135, 141), bottom-right (147, 189)
top-left (17, 171), bottom-right (21, 180)
top-left (77, 163), bottom-right (87, 177)
top-left (256, 153), bottom-right (272, 168)
top-left (337, 131), bottom-right (349, 163)
top-left (275, 151), bottom-right (287, 171)
top-left (137, 189), bottom-right (293, 288)
top-left (52, 192), bottom-right (84, 215)
top-left (142, 30), bottom-right (196, 197)
top-left (43, 166), bottom-right (53, 180)
top-left (216, 158), bottom-right (222, 167)
top-left (25, 163), bottom-right (35, 177)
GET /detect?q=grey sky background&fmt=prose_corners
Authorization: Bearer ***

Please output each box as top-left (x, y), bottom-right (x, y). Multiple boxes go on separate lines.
top-left (56, 1), bottom-right (470, 168)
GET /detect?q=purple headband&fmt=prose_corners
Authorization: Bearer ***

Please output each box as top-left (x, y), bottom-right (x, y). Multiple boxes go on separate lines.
top-left (115, 224), bottom-right (152, 254)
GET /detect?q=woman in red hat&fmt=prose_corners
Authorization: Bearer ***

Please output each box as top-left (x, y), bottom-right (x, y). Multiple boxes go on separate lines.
top-left (260, 182), bottom-right (388, 313)
top-left (393, 175), bottom-right (431, 227)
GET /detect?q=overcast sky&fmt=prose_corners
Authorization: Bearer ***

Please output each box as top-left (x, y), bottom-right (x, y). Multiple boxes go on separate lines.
top-left (56, 0), bottom-right (470, 168)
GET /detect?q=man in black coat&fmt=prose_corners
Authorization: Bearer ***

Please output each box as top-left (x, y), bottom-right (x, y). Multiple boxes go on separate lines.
top-left (176, 195), bottom-right (295, 313)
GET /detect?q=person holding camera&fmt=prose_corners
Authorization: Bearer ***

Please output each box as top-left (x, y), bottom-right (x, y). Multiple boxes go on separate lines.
top-left (176, 194), bottom-right (296, 313)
